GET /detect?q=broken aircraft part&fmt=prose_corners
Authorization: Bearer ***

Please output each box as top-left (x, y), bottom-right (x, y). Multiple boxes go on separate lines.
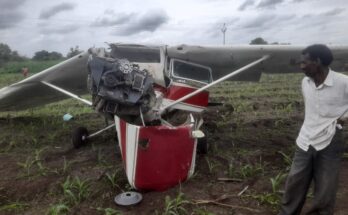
top-left (114, 191), bottom-right (143, 206)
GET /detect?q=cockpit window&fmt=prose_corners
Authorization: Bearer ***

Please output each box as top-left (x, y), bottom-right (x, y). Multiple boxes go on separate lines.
top-left (111, 46), bottom-right (161, 63)
top-left (172, 60), bottom-right (212, 84)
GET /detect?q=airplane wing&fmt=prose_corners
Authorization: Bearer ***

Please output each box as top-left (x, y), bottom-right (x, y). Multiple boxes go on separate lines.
top-left (0, 52), bottom-right (89, 111)
top-left (1, 44), bottom-right (348, 112)
top-left (167, 45), bottom-right (348, 81)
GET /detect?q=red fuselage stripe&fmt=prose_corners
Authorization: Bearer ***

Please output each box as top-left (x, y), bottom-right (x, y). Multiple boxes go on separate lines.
top-left (120, 120), bottom-right (127, 168)
top-left (165, 85), bottom-right (209, 107)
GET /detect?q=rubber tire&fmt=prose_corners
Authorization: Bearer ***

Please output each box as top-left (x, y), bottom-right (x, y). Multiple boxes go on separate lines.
top-left (72, 127), bottom-right (88, 149)
top-left (197, 136), bottom-right (208, 154)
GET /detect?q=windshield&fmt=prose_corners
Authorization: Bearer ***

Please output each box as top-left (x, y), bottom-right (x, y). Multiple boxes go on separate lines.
top-left (173, 60), bottom-right (212, 84)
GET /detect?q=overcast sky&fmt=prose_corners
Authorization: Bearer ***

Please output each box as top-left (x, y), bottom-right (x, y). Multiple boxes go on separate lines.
top-left (1, 0), bottom-right (347, 57)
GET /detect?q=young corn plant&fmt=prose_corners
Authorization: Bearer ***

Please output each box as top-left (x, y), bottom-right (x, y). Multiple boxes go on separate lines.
top-left (163, 191), bottom-right (189, 215)
top-left (188, 169), bottom-right (200, 180)
top-left (284, 103), bottom-right (294, 117)
top-left (1, 139), bottom-right (16, 153)
top-left (104, 169), bottom-right (123, 190)
top-left (47, 133), bottom-right (57, 144)
top-left (255, 157), bottom-right (267, 177)
top-left (248, 172), bottom-right (288, 211)
top-left (61, 176), bottom-right (90, 206)
top-left (47, 203), bottom-right (69, 215)
top-left (205, 157), bottom-right (219, 174)
top-left (249, 192), bottom-right (280, 209)
top-left (33, 148), bottom-right (48, 176)
top-left (0, 202), bottom-right (29, 213)
top-left (30, 137), bottom-right (39, 147)
top-left (270, 172), bottom-right (288, 194)
top-left (17, 148), bottom-right (49, 177)
top-left (239, 163), bottom-right (263, 179)
top-left (227, 162), bottom-right (236, 178)
top-left (124, 183), bottom-right (133, 191)
top-left (17, 157), bottom-right (35, 177)
top-left (225, 160), bottom-right (245, 179)
top-left (61, 157), bottom-right (72, 175)
top-left (239, 164), bottom-right (253, 179)
top-left (278, 151), bottom-right (293, 171)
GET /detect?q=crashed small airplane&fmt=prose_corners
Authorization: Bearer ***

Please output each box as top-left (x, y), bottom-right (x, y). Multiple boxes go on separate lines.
top-left (0, 43), bottom-right (347, 191)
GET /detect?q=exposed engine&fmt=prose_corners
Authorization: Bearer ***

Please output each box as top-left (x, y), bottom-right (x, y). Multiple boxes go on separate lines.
top-left (87, 47), bottom-right (157, 124)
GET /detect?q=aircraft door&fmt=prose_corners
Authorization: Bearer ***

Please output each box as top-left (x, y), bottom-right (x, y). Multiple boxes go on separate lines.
top-left (164, 59), bottom-right (213, 111)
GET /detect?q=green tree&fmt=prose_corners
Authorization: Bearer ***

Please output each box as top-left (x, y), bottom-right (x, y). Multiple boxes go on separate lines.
top-left (33, 50), bottom-right (51, 60)
top-left (66, 46), bottom-right (83, 58)
top-left (0, 43), bottom-right (25, 65)
top-left (32, 50), bottom-right (63, 60)
top-left (10, 51), bottom-right (26, 61)
top-left (0, 43), bottom-right (11, 61)
top-left (50, 51), bottom-right (63, 60)
top-left (250, 37), bottom-right (268, 45)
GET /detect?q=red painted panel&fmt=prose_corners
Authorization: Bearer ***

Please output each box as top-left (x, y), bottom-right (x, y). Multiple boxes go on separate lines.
top-left (166, 85), bottom-right (209, 107)
top-left (153, 84), bottom-right (167, 94)
top-left (119, 120), bottom-right (127, 168)
top-left (134, 125), bottom-right (195, 191)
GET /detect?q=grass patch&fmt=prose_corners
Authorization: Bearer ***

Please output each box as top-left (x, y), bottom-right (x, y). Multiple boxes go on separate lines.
top-left (0, 202), bottom-right (29, 213)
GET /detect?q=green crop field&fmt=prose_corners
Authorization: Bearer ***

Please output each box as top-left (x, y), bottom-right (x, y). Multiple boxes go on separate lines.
top-left (0, 60), bottom-right (63, 74)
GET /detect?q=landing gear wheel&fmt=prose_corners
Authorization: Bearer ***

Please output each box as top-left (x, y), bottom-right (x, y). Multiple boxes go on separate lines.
top-left (197, 136), bottom-right (208, 154)
top-left (72, 127), bottom-right (88, 148)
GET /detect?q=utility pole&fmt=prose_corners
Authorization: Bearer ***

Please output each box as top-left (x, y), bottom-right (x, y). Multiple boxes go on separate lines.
top-left (221, 23), bottom-right (227, 45)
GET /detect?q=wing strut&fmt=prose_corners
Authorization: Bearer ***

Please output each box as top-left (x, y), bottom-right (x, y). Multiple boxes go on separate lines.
top-left (160, 55), bottom-right (270, 113)
top-left (41, 81), bottom-right (92, 106)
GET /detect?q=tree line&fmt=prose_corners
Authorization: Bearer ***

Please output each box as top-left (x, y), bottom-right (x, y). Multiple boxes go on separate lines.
top-left (0, 43), bottom-right (83, 66)
top-left (249, 37), bottom-right (290, 45)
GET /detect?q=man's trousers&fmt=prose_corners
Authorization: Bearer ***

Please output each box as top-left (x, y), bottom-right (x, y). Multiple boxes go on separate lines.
top-left (279, 129), bottom-right (345, 215)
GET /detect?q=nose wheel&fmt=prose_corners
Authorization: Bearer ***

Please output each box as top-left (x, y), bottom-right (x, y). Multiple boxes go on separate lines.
top-left (197, 136), bottom-right (208, 154)
top-left (71, 123), bottom-right (116, 148)
top-left (72, 127), bottom-right (89, 148)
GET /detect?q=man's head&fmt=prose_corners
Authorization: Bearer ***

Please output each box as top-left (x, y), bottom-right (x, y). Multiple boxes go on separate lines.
top-left (300, 44), bottom-right (333, 78)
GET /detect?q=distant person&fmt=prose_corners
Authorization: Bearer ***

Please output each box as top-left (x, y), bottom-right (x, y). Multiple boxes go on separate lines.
top-left (21, 66), bottom-right (29, 77)
top-left (279, 44), bottom-right (348, 215)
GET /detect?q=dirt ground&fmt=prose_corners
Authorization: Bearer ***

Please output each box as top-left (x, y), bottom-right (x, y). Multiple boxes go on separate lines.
top-left (1, 75), bottom-right (348, 214)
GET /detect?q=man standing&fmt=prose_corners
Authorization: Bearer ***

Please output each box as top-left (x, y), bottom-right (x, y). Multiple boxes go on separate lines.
top-left (279, 44), bottom-right (347, 215)
top-left (21, 66), bottom-right (29, 77)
